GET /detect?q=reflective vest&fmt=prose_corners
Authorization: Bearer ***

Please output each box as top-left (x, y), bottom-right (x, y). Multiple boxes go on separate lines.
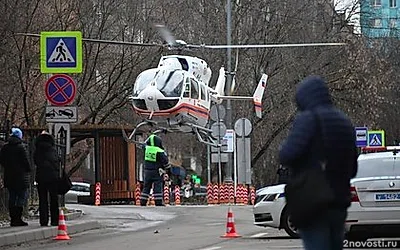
top-left (144, 135), bottom-right (164, 162)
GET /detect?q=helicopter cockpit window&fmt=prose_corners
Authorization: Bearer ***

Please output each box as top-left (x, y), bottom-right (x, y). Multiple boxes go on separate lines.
top-left (190, 79), bottom-right (199, 99)
top-left (132, 69), bottom-right (158, 97)
top-left (200, 85), bottom-right (206, 100)
top-left (154, 69), bottom-right (184, 97)
top-left (183, 81), bottom-right (190, 98)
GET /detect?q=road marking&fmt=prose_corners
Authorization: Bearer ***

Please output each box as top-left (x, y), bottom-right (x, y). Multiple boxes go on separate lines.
top-left (198, 247), bottom-right (222, 250)
top-left (250, 232), bottom-right (269, 238)
top-left (206, 222), bottom-right (225, 226)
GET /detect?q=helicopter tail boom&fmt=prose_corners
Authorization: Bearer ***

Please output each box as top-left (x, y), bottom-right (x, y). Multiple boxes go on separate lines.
top-left (214, 67), bottom-right (226, 98)
top-left (253, 74), bottom-right (268, 118)
top-left (215, 74), bottom-right (267, 118)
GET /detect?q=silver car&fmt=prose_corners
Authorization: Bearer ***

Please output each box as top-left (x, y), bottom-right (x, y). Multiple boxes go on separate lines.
top-left (346, 146), bottom-right (400, 240)
top-left (65, 182), bottom-right (91, 203)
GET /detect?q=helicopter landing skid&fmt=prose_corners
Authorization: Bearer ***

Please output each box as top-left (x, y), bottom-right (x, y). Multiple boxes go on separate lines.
top-left (122, 121), bottom-right (171, 145)
top-left (190, 124), bottom-right (221, 147)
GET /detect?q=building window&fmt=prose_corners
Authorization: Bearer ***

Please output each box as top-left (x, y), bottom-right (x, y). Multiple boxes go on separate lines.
top-left (370, 0), bottom-right (382, 6)
top-left (370, 18), bottom-right (382, 27)
top-left (390, 0), bottom-right (397, 7)
top-left (390, 18), bottom-right (397, 28)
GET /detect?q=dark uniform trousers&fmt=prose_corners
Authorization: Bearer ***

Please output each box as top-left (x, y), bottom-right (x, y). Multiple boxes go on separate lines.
top-left (140, 169), bottom-right (163, 206)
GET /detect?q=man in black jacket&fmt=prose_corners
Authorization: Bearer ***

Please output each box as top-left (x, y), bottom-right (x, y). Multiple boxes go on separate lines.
top-left (279, 76), bottom-right (358, 250)
top-left (0, 128), bottom-right (31, 226)
top-left (34, 131), bottom-right (60, 226)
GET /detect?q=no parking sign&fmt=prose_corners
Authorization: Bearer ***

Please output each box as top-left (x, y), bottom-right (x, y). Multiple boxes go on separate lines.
top-left (45, 74), bottom-right (76, 106)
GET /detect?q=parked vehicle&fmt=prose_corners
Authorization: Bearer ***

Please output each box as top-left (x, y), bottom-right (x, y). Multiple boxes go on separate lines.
top-left (252, 184), bottom-right (298, 238)
top-left (346, 146), bottom-right (400, 240)
top-left (252, 146), bottom-right (400, 240)
top-left (65, 182), bottom-right (91, 203)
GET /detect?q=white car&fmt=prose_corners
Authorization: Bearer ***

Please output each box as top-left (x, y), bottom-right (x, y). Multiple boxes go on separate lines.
top-left (252, 184), bottom-right (298, 237)
top-left (346, 147), bottom-right (400, 240)
top-left (65, 182), bottom-right (91, 203)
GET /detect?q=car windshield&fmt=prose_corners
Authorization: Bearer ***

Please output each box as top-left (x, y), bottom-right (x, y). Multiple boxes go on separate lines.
top-left (132, 68), bottom-right (184, 98)
top-left (154, 69), bottom-right (184, 97)
top-left (132, 68), bottom-right (158, 97)
top-left (355, 157), bottom-right (399, 178)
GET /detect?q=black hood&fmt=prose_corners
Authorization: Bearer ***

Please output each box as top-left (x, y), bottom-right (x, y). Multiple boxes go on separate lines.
top-left (7, 135), bottom-right (22, 145)
top-left (35, 133), bottom-right (55, 149)
top-left (295, 75), bottom-right (332, 111)
top-left (146, 134), bottom-right (164, 149)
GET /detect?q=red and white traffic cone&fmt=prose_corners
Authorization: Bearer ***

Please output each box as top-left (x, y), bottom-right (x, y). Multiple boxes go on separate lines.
top-left (54, 208), bottom-right (70, 240)
top-left (221, 207), bottom-right (241, 238)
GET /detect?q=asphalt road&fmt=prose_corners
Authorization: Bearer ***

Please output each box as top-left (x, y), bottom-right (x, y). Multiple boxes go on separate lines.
top-left (2, 204), bottom-right (399, 250)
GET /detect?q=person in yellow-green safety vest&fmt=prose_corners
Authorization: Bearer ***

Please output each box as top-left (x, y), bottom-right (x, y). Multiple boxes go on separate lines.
top-left (140, 134), bottom-right (169, 206)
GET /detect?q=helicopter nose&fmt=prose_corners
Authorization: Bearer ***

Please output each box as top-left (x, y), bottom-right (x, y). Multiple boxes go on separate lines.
top-left (138, 85), bottom-right (164, 111)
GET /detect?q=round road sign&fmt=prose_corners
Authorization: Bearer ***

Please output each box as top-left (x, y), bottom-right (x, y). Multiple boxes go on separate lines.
top-left (210, 104), bottom-right (226, 122)
top-left (234, 118), bottom-right (252, 136)
top-left (211, 122), bottom-right (227, 139)
top-left (45, 74), bottom-right (76, 106)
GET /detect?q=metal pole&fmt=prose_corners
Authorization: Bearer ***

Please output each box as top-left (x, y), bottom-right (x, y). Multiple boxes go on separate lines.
top-left (94, 130), bottom-right (101, 183)
top-left (207, 124), bottom-right (211, 184)
top-left (242, 119), bottom-right (246, 183)
top-left (233, 131), bottom-right (237, 204)
top-left (217, 105), bottom-right (222, 186)
top-left (224, 0), bottom-right (233, 183)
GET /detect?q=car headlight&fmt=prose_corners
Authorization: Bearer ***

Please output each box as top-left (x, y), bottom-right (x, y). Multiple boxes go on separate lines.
top-left (264, 193), bottom-right (280, 201)
top-left (255, 193), bottom-right (282, 204)
top-left (255, 194), bottom-right (267, 204)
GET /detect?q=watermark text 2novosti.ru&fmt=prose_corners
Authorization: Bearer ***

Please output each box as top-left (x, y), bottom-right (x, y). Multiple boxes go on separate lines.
top-left (344, 240), bottom-right (400, 248)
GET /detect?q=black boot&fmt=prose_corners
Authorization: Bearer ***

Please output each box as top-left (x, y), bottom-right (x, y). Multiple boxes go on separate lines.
top-left (9, 206), bottom-right (16, 226)
top-left (11, 207), bottom-right (28, 226)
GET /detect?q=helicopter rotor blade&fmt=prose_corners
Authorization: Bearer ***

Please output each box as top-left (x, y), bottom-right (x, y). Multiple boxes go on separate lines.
top-left (230, 49), bottom-right (239, 94)
top-left (154, 24), bottom-right (178, 47)
top-left (15, 33), bottom-right (164, 47)
top-left (187, 42), bottom-right (346, 49)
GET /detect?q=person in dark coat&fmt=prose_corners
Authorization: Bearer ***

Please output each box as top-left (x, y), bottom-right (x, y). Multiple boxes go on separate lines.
top-left (276, 165), bottom-right (289, 184)
top-left (34, 131), bottom-right (60, 226)
top-left (0, 128), bottom-right (31, 226)
top-left (279, 75), bottom-right (358, 250)
top-left (140, 134), bottom-right (169, 206)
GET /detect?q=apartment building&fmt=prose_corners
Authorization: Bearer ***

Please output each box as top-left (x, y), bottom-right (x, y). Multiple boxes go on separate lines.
top-left (361, 0), bottom-right (400, 37)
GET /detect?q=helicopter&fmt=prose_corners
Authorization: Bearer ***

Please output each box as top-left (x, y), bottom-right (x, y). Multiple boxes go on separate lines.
top-left (126, 52), bottom-right (268, 147)
top-left (17, 25), bottom-right (346, 147)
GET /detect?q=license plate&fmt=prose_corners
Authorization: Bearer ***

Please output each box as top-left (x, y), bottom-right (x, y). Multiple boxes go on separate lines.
top-left (374, 193), bottom-right (400, 201)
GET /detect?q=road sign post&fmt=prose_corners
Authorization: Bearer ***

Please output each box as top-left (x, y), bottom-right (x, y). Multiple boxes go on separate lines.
top-left (40, 31), bottom-right (82, 73)
top-left (234, 118), bottom-right (252, 185)
top-left (368, 130), bottom-right (385, 147)
top-left (355, 127), bottom-right (368, 147)
top-left (54, 123), bottom-right (71, 154)
top-left (45, 106), bottom-right (78, 123)
top-left (45, 74), bottom-right (77, 106)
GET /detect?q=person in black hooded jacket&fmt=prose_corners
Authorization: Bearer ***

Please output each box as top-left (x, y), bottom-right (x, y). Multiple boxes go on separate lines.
top-left (140, 134), bottom-right (169, 206)
top-left (34, 131), bottom-right (60, 226)
top-left (0, 128), bottom-right (31, 226)
top-left (279, 75), bottom-right (358, 250)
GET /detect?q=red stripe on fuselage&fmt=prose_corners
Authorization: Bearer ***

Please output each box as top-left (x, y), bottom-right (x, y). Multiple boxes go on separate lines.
top-left (134, 103), bottom-right (209, 119)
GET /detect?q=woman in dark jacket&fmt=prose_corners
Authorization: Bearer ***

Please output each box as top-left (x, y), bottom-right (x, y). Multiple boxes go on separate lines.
top-left (0, 128), bottom-right (31, 226)
top-left (34, 131), bottom-right (60, 226)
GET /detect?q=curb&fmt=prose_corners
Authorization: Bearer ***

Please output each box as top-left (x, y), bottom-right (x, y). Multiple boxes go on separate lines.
top-left (0, 220), bottom-right (101, 247)
top-left (65, 211), bottom-right (83, 221)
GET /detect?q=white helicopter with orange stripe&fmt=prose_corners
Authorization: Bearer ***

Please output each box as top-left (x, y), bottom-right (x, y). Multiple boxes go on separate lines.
top-left (18, 25), bottom-right (345, 147)
top-left (120, 25), bottom-right (344, 146)
top-left (125, 53), bottom-right (267, 146)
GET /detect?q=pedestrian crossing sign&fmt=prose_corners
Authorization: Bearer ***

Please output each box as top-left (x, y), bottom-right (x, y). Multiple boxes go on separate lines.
top-left (368, 130), bottom-right (385, 147)
top-left (40, 31), bottom-right (82, 73)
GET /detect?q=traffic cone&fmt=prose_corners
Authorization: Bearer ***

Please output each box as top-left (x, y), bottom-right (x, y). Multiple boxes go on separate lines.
top-left (221, 207), bottom-right (241, 238)
top-left (54, 208), bottom-right (70, 240)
